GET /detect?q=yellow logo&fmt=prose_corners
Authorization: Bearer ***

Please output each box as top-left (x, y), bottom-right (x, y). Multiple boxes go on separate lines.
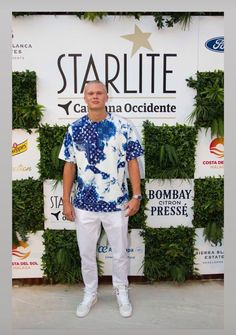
top-left (12, 140), bottom-right (28, 156)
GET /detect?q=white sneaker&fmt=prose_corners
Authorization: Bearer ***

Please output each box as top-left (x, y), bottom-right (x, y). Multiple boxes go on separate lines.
top-left (76, 291), bottom-right (97, 317)
top-left (115, 285), bottom-right (132, 317)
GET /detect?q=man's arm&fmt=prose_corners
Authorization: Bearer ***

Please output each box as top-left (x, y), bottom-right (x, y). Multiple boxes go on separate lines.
top-left (124, 158), bottom-right (142, 216)
top-left (63, 162), bottom-right (76, 221)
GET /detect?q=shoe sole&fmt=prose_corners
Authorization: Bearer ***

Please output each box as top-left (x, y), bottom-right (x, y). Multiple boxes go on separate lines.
top-left (120, 310), bottom-right (132, 318)
top-left (118, 304), bottom-right (132, 317)
top-left (76, 297), bottom-right (97, 318)
top-left (121, 313), bottom-right (132, 318)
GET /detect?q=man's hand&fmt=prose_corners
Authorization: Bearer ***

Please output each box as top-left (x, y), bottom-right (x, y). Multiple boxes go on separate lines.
top-left (63, 201), bottom-right (75, 221)
top-left (124, 198), bottom-right (141, 216)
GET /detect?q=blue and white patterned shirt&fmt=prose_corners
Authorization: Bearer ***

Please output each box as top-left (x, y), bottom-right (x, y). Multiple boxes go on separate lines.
top-left (59, 113), bottom-right (144, 212)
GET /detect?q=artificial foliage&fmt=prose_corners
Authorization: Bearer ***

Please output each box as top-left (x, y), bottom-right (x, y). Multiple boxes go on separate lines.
top-left (12, 12), bottom-right (223, 30)
top-left (12, 70), bottom-right (44, 132)
top-left (12, 178), bottom-right (44, 246)
top-left (42, 229), bottom-right (103, 284)
top-left (76, 12), bottom-right (194, 29)
top-left (143, 121), bottom-right (198, 179)
top-left (192, 177), bottom-right (224, 245)
top-left (140, 226), bottom-right (197, 282)
top-left (37, 124), bottom-right (68, 181)
top-left (152, 12), bottom-right (192, 29)
top-left (186, 70), bottom-right (224, 137)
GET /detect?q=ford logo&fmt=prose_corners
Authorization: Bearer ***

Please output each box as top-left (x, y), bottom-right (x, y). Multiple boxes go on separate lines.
top-left (205, 36), bottom-right (224, 53)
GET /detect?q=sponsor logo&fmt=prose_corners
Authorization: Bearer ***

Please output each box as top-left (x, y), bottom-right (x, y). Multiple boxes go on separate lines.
top-left (12, 140), bottom-right (28, 156)
top-left (12, 29), bottom-right (33, 59)
top-left (56, 24), bottom-right (178, 120)
top-left (209, 241), bottom-right (223, 247)
top-left (202, 137), bottom-right (224, 169)
top-left (51, 211), bottom-right (61, 220)
top-left (210, 138), bottom-right (224, 158)
top-left (205, 36), bottom-right (224, 53)
top-left (49, 194), bottom-right (74, 223)
top-left (12, 241), bottom-right (31, 259)
top-left (135, 246), bottom-right (144, 254)
top-left (148, 188), bottom-right (192, 217)
top-left (12, 164), bottom-right (32, 172)
top-left (97, 245), bottom-right (144, 254)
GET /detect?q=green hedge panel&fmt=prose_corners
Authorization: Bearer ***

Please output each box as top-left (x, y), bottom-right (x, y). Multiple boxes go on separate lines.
top-left (13, 70), bottom-right (37, 107)
top-left (140, 226), bottom-right (197, 282)
top-left (186, 70), bottom-right (224, 137)
top-left (12, 178), bottom-right (44, 245)
top-left (192, 177), bottom-right (224, 244)
top-left (37, 124), bottom-right (68, 181)
top-left (12, 70), bottom-right (44, 131)
top-left (143, 121), bottom-right (198, 179)
top-left (41, 229), bottom-right (107, 284)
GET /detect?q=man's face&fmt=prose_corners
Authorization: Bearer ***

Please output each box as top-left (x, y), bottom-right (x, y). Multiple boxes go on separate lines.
top-left (84, 83), bottom-right (108, 111)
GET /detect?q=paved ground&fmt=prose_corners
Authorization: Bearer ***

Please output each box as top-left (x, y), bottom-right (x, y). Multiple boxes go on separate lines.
top-left (12, 280), bottom-right (223, 331)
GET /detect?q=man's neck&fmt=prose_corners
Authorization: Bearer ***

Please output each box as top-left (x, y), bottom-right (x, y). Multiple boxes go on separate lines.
top-left (88, 109), bottom-right (108, 122)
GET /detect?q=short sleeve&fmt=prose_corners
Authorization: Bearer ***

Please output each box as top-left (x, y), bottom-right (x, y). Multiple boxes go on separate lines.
top-left (126, 124), bottom-right (144, 161)
top-left (58, 126), bottom-right (76, 163)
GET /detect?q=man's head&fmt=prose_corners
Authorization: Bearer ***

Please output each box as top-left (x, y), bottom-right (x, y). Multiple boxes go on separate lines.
top-left (84, 80), bottom-right (108, 112)
top-left (84, 80), bottom-right (107, 94)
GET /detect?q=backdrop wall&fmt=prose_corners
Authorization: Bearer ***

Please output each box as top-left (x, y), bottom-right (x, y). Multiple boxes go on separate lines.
top-left (12, 14), bottom-right (224, 280)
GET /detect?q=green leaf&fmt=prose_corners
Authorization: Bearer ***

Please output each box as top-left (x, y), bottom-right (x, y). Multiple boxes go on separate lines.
top-left (193, 177), bottom-right (224, 244)
top-left (186, 70), bottom-right (224, 133)
top-left (12, 71), bottom-right (45, 131)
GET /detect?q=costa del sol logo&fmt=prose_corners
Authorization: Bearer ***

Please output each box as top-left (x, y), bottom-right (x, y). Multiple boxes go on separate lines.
top-left (12, 240), bottom-right (31, 259)
top-left (12, 139), bottom-right (28, 156)
top-left (210, 138), bottom-right (224, 158)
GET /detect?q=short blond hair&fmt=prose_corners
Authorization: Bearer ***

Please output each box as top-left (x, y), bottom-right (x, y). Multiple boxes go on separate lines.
top-left (84, 80), bottom-right (107, 94)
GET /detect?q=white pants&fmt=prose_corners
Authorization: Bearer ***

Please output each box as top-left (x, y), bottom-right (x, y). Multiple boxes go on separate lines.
top-left (74, 208), bottom-right (129, 293)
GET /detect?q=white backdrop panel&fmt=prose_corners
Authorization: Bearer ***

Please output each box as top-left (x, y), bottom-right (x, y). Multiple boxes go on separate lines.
top-left (12, 15), bottom-right (202, 128)
top-left (12, 129), bottom-right (40, 180)
top-left (44, 179), bottom-right (76, 230)
top-left (146, 179), bottom-right (194, 228)
top-left (12, 231), bottom-right (44, 278)
top-left (194, 228), bottom-right (224, 275)
top-left (198, 16), bottom-right (224, 72)
top-left (194, 128), bottom-right (224, 178)
top-left (97, 229), bottom-right (145, 276)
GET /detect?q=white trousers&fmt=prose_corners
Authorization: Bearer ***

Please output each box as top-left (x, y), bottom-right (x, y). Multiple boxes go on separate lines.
top-left (74, 208), bottom-right (129, 294)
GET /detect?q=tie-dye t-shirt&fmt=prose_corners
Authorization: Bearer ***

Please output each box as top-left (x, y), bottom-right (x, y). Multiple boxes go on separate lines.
top-left (59, 113), bottom-right (144, 212)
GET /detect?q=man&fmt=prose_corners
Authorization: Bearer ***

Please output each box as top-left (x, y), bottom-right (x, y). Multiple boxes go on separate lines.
top-left (59, 80), bottom-right (144, 318)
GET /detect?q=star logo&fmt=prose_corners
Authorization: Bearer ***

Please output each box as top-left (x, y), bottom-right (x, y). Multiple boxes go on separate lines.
top-left (121, 24), bottom-right (153, 57)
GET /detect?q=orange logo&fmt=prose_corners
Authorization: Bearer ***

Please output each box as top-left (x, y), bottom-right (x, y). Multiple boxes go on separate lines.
top-left (12, 139), bottom-right (28, 156)
top-left (210, 138), bottom-right (224, 158)
top-left (12, 240), bottom-right (31, 259)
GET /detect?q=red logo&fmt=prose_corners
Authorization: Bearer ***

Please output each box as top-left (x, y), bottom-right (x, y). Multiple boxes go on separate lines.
top-left (12, 241), bottom-right (31, 259)
top-left (210, 138), bottom-right (224, 158)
